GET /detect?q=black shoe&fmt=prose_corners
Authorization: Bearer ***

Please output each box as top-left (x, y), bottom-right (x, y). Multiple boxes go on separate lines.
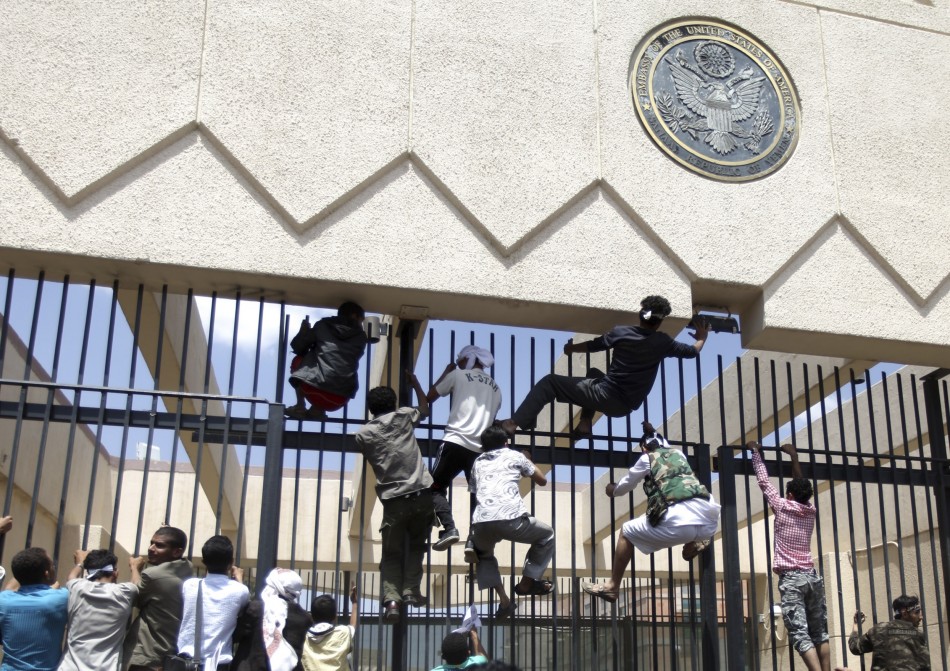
top-left (402, 591), bottom-right (428, 607)
top-left (463, 539), bottom-right (479, 565)
top-left (432, 527), bottom-right (461, 551)
top-left (383, 601), bottom-right (400, 623)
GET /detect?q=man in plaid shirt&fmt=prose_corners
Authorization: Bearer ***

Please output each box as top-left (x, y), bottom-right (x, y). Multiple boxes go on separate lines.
top-left (749, 441), bottom-right (830, 671)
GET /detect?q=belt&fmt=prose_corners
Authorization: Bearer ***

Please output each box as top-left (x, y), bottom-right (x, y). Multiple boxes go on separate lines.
top-left (391, 489), bottom-right (431, 500)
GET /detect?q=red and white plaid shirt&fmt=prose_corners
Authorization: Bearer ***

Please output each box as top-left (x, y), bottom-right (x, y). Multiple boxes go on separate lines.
top-left (752, 451), bottom-right (816, 573)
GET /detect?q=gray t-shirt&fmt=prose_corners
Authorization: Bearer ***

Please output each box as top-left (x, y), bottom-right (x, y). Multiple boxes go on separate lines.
top-left (356, 407), bottom-right (432, 500)
top-left (59, 579), bottom-right (139, 671)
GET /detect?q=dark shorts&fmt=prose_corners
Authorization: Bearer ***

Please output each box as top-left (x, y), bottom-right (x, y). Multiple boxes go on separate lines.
top-left (778, 569), bottom-right (828, 654)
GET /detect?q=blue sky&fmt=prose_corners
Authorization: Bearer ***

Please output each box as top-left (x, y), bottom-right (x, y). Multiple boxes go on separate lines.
top-left (1, 275), bottom-right (902, 481)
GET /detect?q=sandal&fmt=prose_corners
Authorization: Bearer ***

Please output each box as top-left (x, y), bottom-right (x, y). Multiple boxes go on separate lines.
top-left (513, 578), bottom-right (554, 596)
top-left (283, 405), bottom-right (307, 420)
top-left (582, 582), bottom-right (619, 603)
top-left (682, 538), bottom-right (711, 561)
top-left (494, 599), bottom-right (518, 620)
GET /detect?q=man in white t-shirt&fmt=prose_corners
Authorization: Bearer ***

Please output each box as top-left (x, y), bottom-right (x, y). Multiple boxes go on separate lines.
top-left (583, 423), bottom-right (720, 603)
top-left (426, 345), bottom-right (502, 554)
top-left (177, 535), bottom-right (249, 669)
top-left (469, 426), bottom-right (554, 619)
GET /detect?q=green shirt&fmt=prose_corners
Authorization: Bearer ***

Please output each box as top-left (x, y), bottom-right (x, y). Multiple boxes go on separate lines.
top-left (431, 654), bottom-right (489, 670)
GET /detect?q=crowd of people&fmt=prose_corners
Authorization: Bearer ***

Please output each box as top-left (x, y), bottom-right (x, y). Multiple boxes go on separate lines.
top-left (0, 294), bottom-right (933, 669)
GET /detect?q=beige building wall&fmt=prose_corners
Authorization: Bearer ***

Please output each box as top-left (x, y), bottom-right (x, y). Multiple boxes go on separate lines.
top-left (0, 1), bottom-right (948, 366)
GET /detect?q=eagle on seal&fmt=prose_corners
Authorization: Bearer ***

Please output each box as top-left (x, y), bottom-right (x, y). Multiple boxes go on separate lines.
top-left (666, 49), bottom-right (766, 155)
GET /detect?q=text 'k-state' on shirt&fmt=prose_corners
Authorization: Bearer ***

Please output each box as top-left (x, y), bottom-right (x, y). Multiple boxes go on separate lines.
top-left (435, 368), bottom-right (502, 452)
top-left (470, 448), bottom-right (535, 523)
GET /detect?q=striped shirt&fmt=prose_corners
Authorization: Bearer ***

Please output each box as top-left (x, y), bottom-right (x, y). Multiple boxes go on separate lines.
top-left (752, 451), bottom-right (816, 573)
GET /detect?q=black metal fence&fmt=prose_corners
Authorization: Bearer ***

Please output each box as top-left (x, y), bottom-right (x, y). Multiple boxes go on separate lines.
top-left (0, 270), bottom-right (948, 670)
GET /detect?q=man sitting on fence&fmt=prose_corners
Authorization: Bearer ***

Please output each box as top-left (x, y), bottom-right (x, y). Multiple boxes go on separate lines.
top-left (749, 441), bottom-right (831, 671)
top-left (355, 373), bottom-right (434, 623)
top-left (500, 296), bottom-right (708, 441)
top-left (469, 425), bottom-right (554, 618)
top-left (583, 422), bottom-right (720, 603)
top-left (285, 301), bottom-right (368, 420)
top-left (125, 526), bottom-right (194, 671)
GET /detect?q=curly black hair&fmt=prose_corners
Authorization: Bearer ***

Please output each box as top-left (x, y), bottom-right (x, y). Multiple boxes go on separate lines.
top-left (440, 632), bottom-right (470, 665)
top-left (893, 594), bottom-right (920, 618)
top-left (11, 547), bottom-right (53, 585)
top-left (785, 477), bottom-right (813, 504)
top-left (481, 425), bottom-right (509, 451)
top-left (639, 295), bottom-right (672, 325)
top-left (367, 386), bottom-right (398, 416)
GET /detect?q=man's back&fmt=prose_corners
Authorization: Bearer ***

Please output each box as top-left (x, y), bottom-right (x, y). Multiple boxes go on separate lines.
top-left (177, 575), bottom-right (250, 664)
top-left (849, 619), bottom-right (931, 670)
top-left (0, 584), bottom-right (68, 671)
top-left (291, 316), bottom-right (367, 399)
top-left (356, 407), bottom-right (432, 499)
top-left (60, 580), bottom-right (138, 671)
top-left (436, 368), bottom-right (502, 452)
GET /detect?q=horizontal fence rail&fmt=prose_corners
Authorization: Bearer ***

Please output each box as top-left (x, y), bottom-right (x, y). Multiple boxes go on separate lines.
top-left (0, 271), bottom-right (948, 670)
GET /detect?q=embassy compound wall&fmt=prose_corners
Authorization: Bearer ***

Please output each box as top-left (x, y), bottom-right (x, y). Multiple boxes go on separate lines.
top-left (0, 0), bottom-right (948, 364)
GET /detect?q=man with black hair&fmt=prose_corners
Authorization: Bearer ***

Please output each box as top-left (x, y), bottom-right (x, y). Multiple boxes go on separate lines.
top-left (126, 526), bottom-right (194, 671)
top-left (285, 301), bottom-right (368, 420)
top-left (749, 441), bottom-right (830, 671)
top-left (301, 584), bottom-right (358, 671)
top-left (469, 425), bottom-right (554, 616)
top-left (426, 345), bottom-right (502, 553)
top-left (500, 296), bottom-right (708, 439)
top-left (431, 630), bottom-right (488, 670)
top-left (355, 373), bottom-right (434, 623)
top-left (59, 548), bottom-right (140, 671)
top-left (849, 595), bottom-right (931, 669)
top-left (0, 547), bottom-right (68, 671)
top-left (583, 423), bottom-right (719, 603)
top-left (177, 535), bottom-right (249, 669)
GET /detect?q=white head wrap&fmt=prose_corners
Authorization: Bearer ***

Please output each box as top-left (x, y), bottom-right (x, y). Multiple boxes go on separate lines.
top-left (261, 568), bottom-right (303, 671)
top-left (642, 431), bottom-right (670, 450)
top-left (85, 564), bottom-right (115, 580)
top-left (457, 345), bottom-right (494, 370)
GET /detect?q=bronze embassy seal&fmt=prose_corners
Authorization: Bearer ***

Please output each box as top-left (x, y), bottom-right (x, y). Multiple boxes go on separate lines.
top-left (630, 19), bottom-right (800, 181)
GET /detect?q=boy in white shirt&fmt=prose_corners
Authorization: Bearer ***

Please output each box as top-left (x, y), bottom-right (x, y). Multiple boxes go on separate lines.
top-left (469, 426), bottom-right (554, 619)
top-left (177, 535), bottom-right (249, 668)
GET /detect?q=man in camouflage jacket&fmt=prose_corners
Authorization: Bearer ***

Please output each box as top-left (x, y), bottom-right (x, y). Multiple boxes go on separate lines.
top-left (848, 595), bottom-right (930, 670)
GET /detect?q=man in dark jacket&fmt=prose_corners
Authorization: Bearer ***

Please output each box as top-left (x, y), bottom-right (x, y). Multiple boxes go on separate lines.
top-left (500, 296), bottom-right (708, 439)
top-left (848, 595), bottom-right (931, 670)
top-left (285, 301), bottom-right (368, 420)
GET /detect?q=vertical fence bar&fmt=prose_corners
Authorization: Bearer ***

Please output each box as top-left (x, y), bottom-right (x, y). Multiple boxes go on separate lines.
top-left (717, 443), bottom-right (746, 669)
top-left (922, 369), bottom-right (950, 622)
top-left (257, 402), bottom-right (286, 593)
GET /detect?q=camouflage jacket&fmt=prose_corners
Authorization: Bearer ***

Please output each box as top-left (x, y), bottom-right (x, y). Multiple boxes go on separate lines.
top-left (848, 619), bottom-right (931, 670)
top-left (643, 448), bottom-right (710, 525)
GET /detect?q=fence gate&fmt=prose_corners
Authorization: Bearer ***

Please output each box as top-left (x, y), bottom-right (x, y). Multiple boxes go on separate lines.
top-left (0, 270), bottom-right (948, 671)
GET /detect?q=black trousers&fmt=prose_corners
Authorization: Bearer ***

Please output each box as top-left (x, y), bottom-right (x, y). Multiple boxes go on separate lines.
top-left (429, 440), bottom-right (479, 530)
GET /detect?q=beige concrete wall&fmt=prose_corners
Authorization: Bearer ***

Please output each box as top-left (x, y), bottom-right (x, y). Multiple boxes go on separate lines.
top-left (0, 1), bottom-right (947, 365)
